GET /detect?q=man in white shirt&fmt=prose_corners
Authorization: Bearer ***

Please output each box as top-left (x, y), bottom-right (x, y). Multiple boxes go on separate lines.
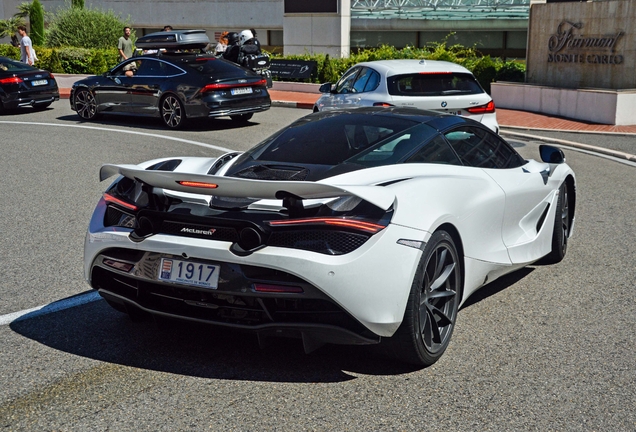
top-left (18, 25), bottom-right (36, 66)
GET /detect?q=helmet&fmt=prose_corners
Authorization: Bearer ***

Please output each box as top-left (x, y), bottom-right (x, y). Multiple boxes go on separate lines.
top-left (238, 30), bottom-right (254, 46)
top-left (227, 32), bottom-right (239, 45)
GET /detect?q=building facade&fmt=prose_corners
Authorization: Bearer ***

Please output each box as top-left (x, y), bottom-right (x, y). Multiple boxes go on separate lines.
top-left (0, 0), bottom-right (534, 58)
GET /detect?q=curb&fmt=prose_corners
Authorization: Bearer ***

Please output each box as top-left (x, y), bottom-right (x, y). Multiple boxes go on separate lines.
top-left (500, 129), bottom-right (636, 163)
top-left (271, 101), bottom-right (314, 110)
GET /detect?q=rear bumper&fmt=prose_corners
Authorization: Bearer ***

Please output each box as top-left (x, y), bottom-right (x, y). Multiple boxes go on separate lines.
top-left (1, 90), bottom-right (59, 109)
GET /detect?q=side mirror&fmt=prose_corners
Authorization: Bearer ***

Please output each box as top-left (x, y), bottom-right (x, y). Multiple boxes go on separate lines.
top-left (319, 82), bottom-right (333, 93)
top-left (540, 145), bottom-right (565, 164)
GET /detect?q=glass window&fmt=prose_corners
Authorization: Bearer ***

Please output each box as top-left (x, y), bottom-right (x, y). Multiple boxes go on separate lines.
top-left (364, 69), bottom-right (381, 92)
top-left (336, 67), bottom-right (360, 94)
top-left (388, 73), bottom-right (484, 96)
top-left (506, 31), bottom-right (528, 50)
top-left (444, 126), bottom-right (525, 169)
top-left (419, 31), bottom-right (504, 50)
top-left (351, 31), bottom-right (417, 49)
top-left (242, 113), bottom-right (419, 166)
top-left (347, 124), bottom-right (438, 166)
top-left (352, 67), bottom-right (373, 93)
top-left (406, 135), bottom-right (462, 165)
top-left (135, 59), bottom-right (164, 76)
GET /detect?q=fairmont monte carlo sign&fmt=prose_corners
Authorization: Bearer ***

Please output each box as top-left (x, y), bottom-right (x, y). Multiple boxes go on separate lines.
top-left (548, 21), bottom-right (625, 65)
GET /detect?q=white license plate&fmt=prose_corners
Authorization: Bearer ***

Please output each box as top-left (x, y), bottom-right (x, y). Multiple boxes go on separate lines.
top-left (158, 258), bottom-right (220, 289)
top-left (231, 87), bottom-right (253, 95)
top-left (31, 79), bottom-right (48, 86)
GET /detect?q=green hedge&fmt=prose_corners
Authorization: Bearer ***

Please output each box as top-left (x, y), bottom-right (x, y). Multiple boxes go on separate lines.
top-left (271, 43), bottom-right (526, 93)
top-left (0, 45), bottom-right (119, 74)
top-left (1, 41), bottom-right (525, 91)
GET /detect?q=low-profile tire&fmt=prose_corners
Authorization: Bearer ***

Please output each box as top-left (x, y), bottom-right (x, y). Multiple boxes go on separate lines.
top-left (74, 88), bottom-right (100, 120)
top-left (542, 182), bottom-right (570, 264)
top-left (160, 94), bottom-right (187, 129)
top-left (230, 113), bottom-right (253, 123)
top-left (383, 230), bottom-right (462, 367)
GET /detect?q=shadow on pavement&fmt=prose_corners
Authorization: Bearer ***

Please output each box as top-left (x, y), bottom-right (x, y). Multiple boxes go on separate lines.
top-left (10, 267), bottom-right (532, 382)
top-left (55, 114), bottom-right (261, 132)
top-left (460, 267), bottom-right (534, 310)
top-left (10, 299), bottom-right (419, 383)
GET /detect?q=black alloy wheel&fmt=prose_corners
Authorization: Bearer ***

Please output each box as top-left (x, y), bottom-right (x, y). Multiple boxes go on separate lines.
top-left (230, 113), bottom-right (253, 123)
top-left (386, 230), bottom-right (461, 367)
top-left (543, 182), bottom-right (570, 264)
top-left (74, 88), bottom-right (99, 120)
top-left (160, 94), bottom-right (186, 129)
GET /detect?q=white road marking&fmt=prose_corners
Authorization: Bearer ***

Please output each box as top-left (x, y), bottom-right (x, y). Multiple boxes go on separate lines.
top-left (0, 121), bottom-right (234, 153)
top-left (0, 291), bottom-right (102, 326)
top-left (0, 122), bottom-right (231, 324)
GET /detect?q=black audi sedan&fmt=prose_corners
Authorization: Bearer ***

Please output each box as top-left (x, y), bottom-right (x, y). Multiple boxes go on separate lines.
top-left (70, 47), bottom-right (271, 129)
top-left (0, 56), bottom-right (59, 111)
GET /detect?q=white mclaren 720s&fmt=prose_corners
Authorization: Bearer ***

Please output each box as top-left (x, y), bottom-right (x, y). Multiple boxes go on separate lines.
top-left (84, 107), bottom-right (576, 366)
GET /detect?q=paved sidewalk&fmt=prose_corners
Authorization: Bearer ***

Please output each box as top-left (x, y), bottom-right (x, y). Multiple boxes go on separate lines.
top-left (269, 89), bottom-right (636, 135)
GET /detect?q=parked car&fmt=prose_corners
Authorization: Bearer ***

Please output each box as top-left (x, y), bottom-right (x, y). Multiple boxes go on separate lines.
top-left (70, 30), bottom-right (271, 129)
top-left (85, 107), bottom-right (575, 366)
top-left (0, 56), bottom-right (59, 112)
top-left (315, 59), bottom-right (500, 133)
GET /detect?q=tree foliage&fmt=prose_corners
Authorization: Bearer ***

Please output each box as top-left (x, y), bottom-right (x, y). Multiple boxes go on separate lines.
top-left (30, 0), bottom-right (45, 46)
top-left (0, 16), bottom-right (25, 46)
top-left (46, 5), bottom-right (132, 49)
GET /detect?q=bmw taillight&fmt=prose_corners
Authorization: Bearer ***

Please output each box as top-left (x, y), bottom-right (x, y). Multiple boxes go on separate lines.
top-left (466, 100), bottom-right (495, 114)
top-left (0, 77), bottom-right (23, 85)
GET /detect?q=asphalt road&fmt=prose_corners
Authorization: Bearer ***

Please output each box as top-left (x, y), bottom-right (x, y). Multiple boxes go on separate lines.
top-left (0, 101), bottom-right (634, 431)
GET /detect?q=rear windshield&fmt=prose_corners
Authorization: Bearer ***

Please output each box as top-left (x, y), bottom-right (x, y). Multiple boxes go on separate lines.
top-left (388, 73), bottom-right (484, 97)
top-left (242, 113), bottom-right (419, 165)
top-left (184, 58), bottom-right (254, 78)
top-left (0, 58), bottom-right (34, 72)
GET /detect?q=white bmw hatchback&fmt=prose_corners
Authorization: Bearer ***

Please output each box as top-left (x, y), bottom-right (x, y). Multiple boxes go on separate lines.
top-left (314, 59), bottom-right (499, 133)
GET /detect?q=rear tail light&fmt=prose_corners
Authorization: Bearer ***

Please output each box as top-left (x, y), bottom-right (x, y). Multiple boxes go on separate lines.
top-left (202, 78), bottom-right (267, 92)
top-left (104, 193), bottom-right (139, 211)
top-left (49, 73), bottom-right (55, 80)
top-left (268, 217), bottom-right (387, 234)
top-left (0, 77), bottom-right (23, 85)
top-left (466, 100), bottom-right (495, 114)
top-left (373, 102), bottom-right (394, 107)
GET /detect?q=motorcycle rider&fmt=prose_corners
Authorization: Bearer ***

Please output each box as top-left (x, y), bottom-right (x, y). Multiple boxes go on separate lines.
top-left (237, 29), bottom-right (261, 66)
top-left (222, 32), bottom-right (240, 63)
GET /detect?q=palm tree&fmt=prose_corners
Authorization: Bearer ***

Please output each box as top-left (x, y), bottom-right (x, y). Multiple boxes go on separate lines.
top-left (0, 16), bottom-right (26, 47)
top-left (13, 2), bottom-right (33, 19)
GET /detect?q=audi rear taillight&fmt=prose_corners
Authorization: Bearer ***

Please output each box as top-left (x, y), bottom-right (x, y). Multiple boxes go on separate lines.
top-left (0, 77), bottom-right (23, 85)
top-left (201, 78), bottom-right (267, 93)
top-left (466, 100), bottom-right (495, 114)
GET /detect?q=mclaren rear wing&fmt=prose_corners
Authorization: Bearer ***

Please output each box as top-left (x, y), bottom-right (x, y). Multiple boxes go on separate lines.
top-left (100, 164), bottom-right (396, 211)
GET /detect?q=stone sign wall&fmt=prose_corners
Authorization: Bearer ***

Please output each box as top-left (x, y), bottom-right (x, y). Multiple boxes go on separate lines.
top-left (526, 0), bottom-right (636, 89)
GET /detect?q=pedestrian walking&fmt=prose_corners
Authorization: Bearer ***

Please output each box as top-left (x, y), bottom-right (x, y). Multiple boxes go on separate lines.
top-left (17, 25), bottom-right (37, 66)
top-left (118, 26), bottom-right (133, 63)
